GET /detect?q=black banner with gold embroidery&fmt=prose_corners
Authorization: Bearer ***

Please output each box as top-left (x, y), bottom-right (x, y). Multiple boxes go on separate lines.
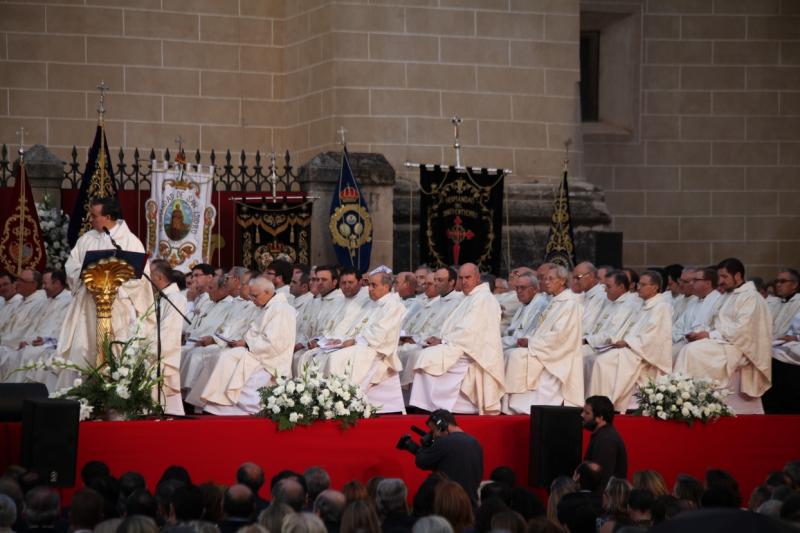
top-left (419, 166), bottom-right (504, 274)
top-left (67, 123), bottom-right (118, 247)
top-left (544, 167), bottom-right (577, 269)
top-left (0, 155), bottom-right (46, 274)
top-left (236, 199), bottom-right (312, 271)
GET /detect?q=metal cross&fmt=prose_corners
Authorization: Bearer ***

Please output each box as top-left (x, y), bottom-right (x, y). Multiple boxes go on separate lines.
top-left (97, 80), bottom-right (110, 116)
top-left (337, 126), bottom-right (348, 146)
top-left (451, 115), bottom-right (463, 168)
top-left (16, 126), bottom-right (26, 155)
top-left (175, 135), bottom-right (185, 152)
top-left (563, 138), bottom-right (572, 172)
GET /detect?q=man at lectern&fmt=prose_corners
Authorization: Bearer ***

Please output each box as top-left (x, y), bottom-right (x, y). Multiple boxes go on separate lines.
top-left (54, 197), bottom-right (154, 388)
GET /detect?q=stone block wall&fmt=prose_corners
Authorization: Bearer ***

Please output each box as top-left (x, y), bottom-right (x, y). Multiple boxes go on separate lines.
top-left (583, 0), bottom-right (800, 279)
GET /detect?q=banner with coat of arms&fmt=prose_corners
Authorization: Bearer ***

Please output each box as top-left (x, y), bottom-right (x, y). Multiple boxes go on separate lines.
top-left (145, 158), bottom-right (216, 272)
top-left (419, 165), bottom-right (505, 274)
top-left (0, 154), bottom-right (46, 274)
top-left (236, 199), bottom-right (311, 271)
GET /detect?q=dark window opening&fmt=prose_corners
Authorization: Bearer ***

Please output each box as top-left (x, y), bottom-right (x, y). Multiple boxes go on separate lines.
top-left (580, 31), bottom-right (600, 122)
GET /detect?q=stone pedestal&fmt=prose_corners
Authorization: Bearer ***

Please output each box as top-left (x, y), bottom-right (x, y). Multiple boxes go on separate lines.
top-left (298, 151), bottom-right (395, 269)
top-left (18, 144), bottom-right (65, 205)
top-left (393, 178), bottom-right (614, 273)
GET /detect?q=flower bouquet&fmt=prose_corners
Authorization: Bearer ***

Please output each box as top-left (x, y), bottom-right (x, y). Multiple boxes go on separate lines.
top-left (18, 334), bottom-right (162, 421)
top-left (635, 373), bottom-right (735, 425)
top-left (35, 194), bottom-right (70, 271)
top-left (259, 363), bottom-right (378, 430)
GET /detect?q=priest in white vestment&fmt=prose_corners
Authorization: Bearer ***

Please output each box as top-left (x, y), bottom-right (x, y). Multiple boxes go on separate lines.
top-left (187, 277), bottom-right (296, 415)
top-left (671, 267), bottom-right (721, 360)
top-left (293, 269), bottom-right (369, 374)
top-left (320, 271), bottom-right (407, 412)
top-left (0, 269), bottom-right (48, 348)
top-left (572, 262), bottom-right (608, 334)
top-left (0, 271), bottom-right (72, 382)
top-left (408, 263), bottom-right (505, 415)
top-left (675, 258), bottom-right (772, 414)
top-left (0, 274), bottom-right (23, 335)
top-left (186, 264), bottom-right (215, 329)
top-left (290, 270), bottom-right (314, 332)
top-left (55, 198), bottom-right (155, 388)
top-left (293, 266), bottom-right (343, 353)
top-left (401, 271), bottom-right (438, 338)
top-left (501, 272), bottom-right (548, 350)
top-left (763, 269), bottom-right (800, 413)
top-left (265, 259), bottom-right (296, 306)
top-left (394, 272), bottom-right (418, 309)
top-left (581, 271), bottom-right (641, 387)
top-left (496, 267), bottom-right (529, 331)
top-left (398, 268), bottom-right (464, 387)
top-left (149, 260), bottom-right (188, 416)
top-left (503, 264), bottom-right (583, 413)
top-left (588, 271), bottom-right (673, 411)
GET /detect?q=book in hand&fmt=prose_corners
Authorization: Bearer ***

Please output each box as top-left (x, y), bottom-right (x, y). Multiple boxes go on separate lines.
top-left (593, 343), bottom-right (616, 353)
top-left (214, 332), bottom-right (235, 344)
top-left (318, 337), bottom-right (344, 353)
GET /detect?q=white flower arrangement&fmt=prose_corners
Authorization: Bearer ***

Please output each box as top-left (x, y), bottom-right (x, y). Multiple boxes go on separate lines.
top-left (35, 194), bottom-right (70, 270)
top-left (259, 363), bottom-right (378, 430)
top-left (16, 313), bottom-right (161, 421)
top-left (635, 373), bottom-right (735, 425)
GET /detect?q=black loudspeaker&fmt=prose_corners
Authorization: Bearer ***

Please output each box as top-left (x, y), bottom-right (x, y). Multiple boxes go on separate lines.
top-left (21, 398), bottom-right (80, 487)
top-left (528, 405), bottom-right (583, 488)
top-left (594, 232), bottom-right (623, 269)
top-left (0, 383), bottom-right (48, 422)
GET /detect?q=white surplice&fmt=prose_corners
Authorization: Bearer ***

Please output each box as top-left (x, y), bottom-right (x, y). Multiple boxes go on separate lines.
top-left (156, 283), bottom-right (188, 415)
top-left (503, 289), bottom-right (583, 412)
top-left (501, 293), bottom-right (549, 350)
top-left (0, 289), bottom-right (48, 348)
top-left (675, 281), bottom-right (773, 402)
top-left (187, 293), bottom-right (296, 412)
top-left (580, 283), bottom-right (609, 335)
top-left (56, 221), bottom-right (155, 374)
top-left (408, 283), bottom-right (505, 414)
top-left (496, 290), bottom-right (522, 331)
top-left (772, 293), bottom-right (800, 366)
top-left (0, 294), bottom-right (23, 334)
top-left (588, 292), bottom-right (673, 411)
top-left (322, 292), bottom-right (407, 412)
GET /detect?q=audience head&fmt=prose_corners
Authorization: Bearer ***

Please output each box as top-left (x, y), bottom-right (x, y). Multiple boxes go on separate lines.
top-left (342, 480), bottom-right (369, 505)
top-left (0, 494), bottom-right (15, 530)
top-left (236, 462), bottom-right (265, 497)
top-left (303, 466), bottom-right (331, 504)
top-left (249, 276), bottom-right (276, 307)
top-left (23, 486), bottom-right (60, 527)
top-left (582, 395), bottom-right (615, 431)
top-left (748, 485), bottom-right (772, 511)
top-left (117, 515), bottom-right (158, 533)
top-left (479, 483), bottom-right (512, 508)
top-left (490, 466), bottom-right (516, 488)
top-left (623, 268), bottom-right (640, 291)
top-left (632, 470), bottom-right (668, 498)
top-left (0, 273), bottom-right (16, 300)
top-left (413, 473), bottom-right (447, 518)
top-left (283, 512), bottom-right (327, 533)
top-left (603, 477), bottom-right (631, 516)
top-left (70, 488), bottom-right (105, 531)
top-left (340, 500), bottom-right (381, 533)
top-left (573, 462), bottom-right (603, 494)
top-left (627, 489), bottom-right (655, 524)
top-left (273, 478), bottom-right (306, 512)
top-left (415, 265), bottom-right (432, 294)
top-left (677, 267), bottom-right (696, 297)
top-left (338, 267), bottom-right (361, 298)
top-left (433, 481), bottom-right (474, 533)
top-left (375, 478), bottom-right (408, 516)
top-left (556, 492), bottom-right (599, 533)
top-left (651, 494), bottom-right (682, 524)
top-left (672, 474), bottom-right (703, 509)
top-left (223, 484), bottom-right (255, 519)
top-left (126, 488), bottom-right (157, 519)
top-left (490, 510), bottom-right (526, 533)
top-left (81, 460), bottom-right (111, 487)
top-left (412, 515), bottom-right (453, 533)
top-left (258, 502), bottom-right (294, 533)
top-left (423, 272), bottom-right (438, 298)
top-left (547, 476), bottom-right (578, 523)
top-left (544, 264), bottom-right (569, 296)
top-left (191, 264), bottom-right (215, 293)
top-left (664, 264), bottom-right (684, 294)
top-left (198, 482), bottom-right (224, 523)
top-left (705, 468), bottom-right (741, 504)
top-left (313, 489), bottom-right (346, 525)
top-left (171, 484), bottom-right (203, 523)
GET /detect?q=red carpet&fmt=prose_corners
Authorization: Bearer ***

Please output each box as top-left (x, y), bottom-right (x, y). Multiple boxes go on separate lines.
top-left (3, 414), bottom-right (798, 505)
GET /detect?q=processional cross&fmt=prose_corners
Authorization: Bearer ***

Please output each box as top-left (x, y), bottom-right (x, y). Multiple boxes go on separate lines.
top-left (97, 80), bottom-right (109, 120)
top-left (451, 115), bottom-right (463, 168)
top-left (446, 215), bottom-right (474, 265)
top-left (337, 126), bottom-right (348, 147)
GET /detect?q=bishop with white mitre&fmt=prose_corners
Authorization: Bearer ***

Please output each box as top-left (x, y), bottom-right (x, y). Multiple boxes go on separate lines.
top-left (503, 264), bottom-right (583, 413)
top-left (408, 263), bottom-right (505, 415)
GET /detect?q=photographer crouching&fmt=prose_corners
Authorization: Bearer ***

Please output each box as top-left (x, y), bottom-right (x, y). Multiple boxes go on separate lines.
top-left (396, 410), bottom-right (483, 506)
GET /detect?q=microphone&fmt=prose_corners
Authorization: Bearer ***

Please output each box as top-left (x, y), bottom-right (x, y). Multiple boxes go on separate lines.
top-left (103, 227), bottom-right (123, 253)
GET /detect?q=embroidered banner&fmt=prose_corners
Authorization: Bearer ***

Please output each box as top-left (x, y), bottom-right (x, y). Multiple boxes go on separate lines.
top-left (0, 156), bottom-right (46, 274)
top-left (145, 159), bottom-right (216, 272)
top-left (419, 166), bottom-right (505, 274)
top-left (236, 198), bottom-right (312, 271)
top-left (544, 166), bottom-right (577, 269)
top-left (329, 148), bottom-right (372, 272)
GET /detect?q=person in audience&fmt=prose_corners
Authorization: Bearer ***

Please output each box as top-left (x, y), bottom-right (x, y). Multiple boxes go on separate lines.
top-left (23, 486), bottom-right (62, 533)
top-left (69, 489), bottom-right (105, 533)
top-left (597, 477), bottom-right (630, 533)
top-left (490, 510), bottom-right (525, 533)
top-left (375, 478), bottom-right (415, 533)
top-left (199, 483), bottom-right (224, 523)
top-left (258, 502), bottom-right (294, 533)
top-left (236, 463), bottom-right (268, 514)
top-left (582, 396), bottom-right (628, 489)
top-left (218, 484), bottom-right (255, 533)
top-left (0, 495), bottom-right (15, 533)
top-left (313, 490), bottom-right (345, 533)
top-left (283, 512), bottom-right (327, 533)
top-left (627, 489), bottom-right (655, 528)
top-left (672, 474), bottom-right (704, 509)
top-left (274, 479), bottom-right (307, 513)
top-left (546, 477), bottom-right (577, 524)
top-left (125, 489), bottom-right (158, 520)
top-left (412, 516), bottom-right (452, 533)
top-left (632, 470), bottom-right (669, 498)
top-left (433, 482), bottom-right (474, 533)
top-left (340, 500), bottom-right (381, 533)
top-left (117, 515), bottom-right (158, 533)
top-left (305, 467), bottom-right (332, 511)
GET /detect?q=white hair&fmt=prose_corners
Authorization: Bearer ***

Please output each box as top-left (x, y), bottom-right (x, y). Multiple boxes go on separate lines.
top-left (550, 264), bottom-right (570, 281)
top-left (249, 277), bottom-right (275, 293)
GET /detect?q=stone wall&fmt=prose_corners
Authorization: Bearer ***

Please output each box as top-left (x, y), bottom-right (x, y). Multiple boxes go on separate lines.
top-left (582, 0), bottom-right (800, 279)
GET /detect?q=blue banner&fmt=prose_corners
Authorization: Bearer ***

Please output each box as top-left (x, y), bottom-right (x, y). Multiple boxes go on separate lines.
top-left (328, 148), bottom-right (372, 272)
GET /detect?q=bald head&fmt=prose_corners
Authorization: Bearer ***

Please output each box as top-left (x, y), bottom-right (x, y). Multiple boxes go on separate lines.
top-left (572, 261), bottom-right (598, 293)
top-left (458, 263), bottom-right (481, 295)
top-left (393, 271), bottom-right (417, 299)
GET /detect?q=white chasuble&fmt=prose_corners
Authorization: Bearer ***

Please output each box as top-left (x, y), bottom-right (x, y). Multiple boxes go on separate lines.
top-left (589, 292), bottom-right (673, 410)
top-left (0, 294), bottom-right (23, 334)
top-left (581, 283), bottom-right (609, 334)
top-left (189, 293), bottom-right (296, 407)
top-left (1, 290), bottom-right (48, 348)
top-left (157, 283), bottom-right (188, 415)
top-left (504, 289), bottom-right (583, 408)
top-left (772, 294), bottom-right (800, 366)
top-left (496, 290), bottom-right (522, 331)
top-left (323, 292), bottom-right (407, 390)
top-left (675, 281), bottom-right (772, 397)
top-left (411, 283), bottom-right (505, 415)
top-left (501, 294), bottom-right (549, 350)
top-left (57, 221), bottom-right (155, 370)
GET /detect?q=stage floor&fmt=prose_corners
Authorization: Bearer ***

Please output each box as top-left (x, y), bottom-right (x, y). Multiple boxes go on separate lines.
top-left (3, 414), bottom-right (798, 505)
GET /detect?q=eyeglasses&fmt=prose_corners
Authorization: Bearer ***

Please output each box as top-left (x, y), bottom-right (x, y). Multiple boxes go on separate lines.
top-left (515, 285), bottom-right (534, 291)
top-left (573, 272), bottom-right (591, 280)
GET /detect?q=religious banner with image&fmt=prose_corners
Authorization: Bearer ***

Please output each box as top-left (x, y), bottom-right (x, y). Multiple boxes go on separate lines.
top-left (543, 165), bottom-right (577, 269)
top-left (419, 165), bottom-right (505, 274)
top-left (0, 154), bottom-right (46, 274)
top-left (145, 157), bottom-right (216, 272)
top-left (236, 199), bottom-right (311, 271)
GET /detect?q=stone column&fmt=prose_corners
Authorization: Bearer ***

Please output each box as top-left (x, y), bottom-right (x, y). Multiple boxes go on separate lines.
top-left (298, 151), bottom-right (395, 270)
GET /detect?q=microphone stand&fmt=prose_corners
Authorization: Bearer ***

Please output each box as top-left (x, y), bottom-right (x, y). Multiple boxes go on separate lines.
top-left (104, 227), bottom-right (191, 412)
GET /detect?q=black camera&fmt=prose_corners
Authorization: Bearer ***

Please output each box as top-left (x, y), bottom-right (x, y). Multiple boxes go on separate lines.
top-left (396, 425), bottom-right (434, 455)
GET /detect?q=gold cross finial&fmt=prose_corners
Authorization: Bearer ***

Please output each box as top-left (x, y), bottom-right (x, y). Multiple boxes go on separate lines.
top-left (337, 126), bottom-right (347, 146)
top-left (97, 80), bottom-right (110, 119)
top-left (563, 138), bottom-right (572, 172)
